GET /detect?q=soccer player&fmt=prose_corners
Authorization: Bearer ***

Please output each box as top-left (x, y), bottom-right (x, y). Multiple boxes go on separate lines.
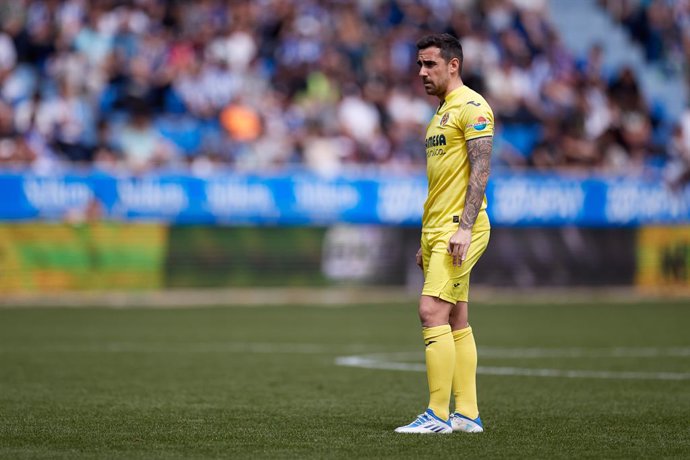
top-left (395, 34), bottom-right (493, 434)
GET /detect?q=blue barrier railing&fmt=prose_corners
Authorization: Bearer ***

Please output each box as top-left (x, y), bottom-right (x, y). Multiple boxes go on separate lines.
top-left (1, 171), bottom-right (688, 226)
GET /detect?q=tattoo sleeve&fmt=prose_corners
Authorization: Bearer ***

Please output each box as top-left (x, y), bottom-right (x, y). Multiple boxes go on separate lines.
top-left (459, 136), bottom-right (492, 230)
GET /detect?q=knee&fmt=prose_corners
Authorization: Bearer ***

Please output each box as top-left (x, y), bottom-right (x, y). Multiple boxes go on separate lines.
top-left (418, 303), bottom-right (435, 325)
top-left (418, 297), bottom-right (450, 327)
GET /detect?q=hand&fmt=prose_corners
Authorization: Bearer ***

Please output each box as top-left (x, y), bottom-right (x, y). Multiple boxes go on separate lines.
top-left (447, 227), bottom-right (472, 267)
top-left (416, 247), bottom-right (423, 271)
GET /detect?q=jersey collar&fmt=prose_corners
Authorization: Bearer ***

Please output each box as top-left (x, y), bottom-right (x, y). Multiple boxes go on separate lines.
top-left (442, 85), bottom-right (466, 104)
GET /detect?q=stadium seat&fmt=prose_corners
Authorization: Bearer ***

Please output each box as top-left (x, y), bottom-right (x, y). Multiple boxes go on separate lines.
top-left (155, 115), bottom-right (203, 156)
top-left (499, 123), bottom-right (542, 159)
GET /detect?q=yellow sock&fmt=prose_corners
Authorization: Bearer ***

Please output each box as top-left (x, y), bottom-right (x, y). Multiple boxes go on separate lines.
top-left (422, 324), bottom-right (455, 420)
top-left (452, 326), bottom-right (479, 419)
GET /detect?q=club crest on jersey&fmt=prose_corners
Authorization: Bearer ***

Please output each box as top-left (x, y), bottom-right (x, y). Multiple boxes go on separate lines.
top-left (439, 113), bottom-right (450, 127)
top-left (466, 116), bottom-right (487, 131)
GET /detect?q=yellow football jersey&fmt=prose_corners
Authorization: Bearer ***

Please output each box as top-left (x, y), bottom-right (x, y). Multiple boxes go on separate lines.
top-left (422, 85), bottom-right (494, 233)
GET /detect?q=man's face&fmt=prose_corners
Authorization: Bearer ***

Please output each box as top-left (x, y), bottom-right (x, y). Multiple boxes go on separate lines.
top-left (417, 47), bottom-right (453, 97)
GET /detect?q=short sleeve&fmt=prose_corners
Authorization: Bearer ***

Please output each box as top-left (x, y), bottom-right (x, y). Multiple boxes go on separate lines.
top-left (457, 100), bottom-right (494, 141)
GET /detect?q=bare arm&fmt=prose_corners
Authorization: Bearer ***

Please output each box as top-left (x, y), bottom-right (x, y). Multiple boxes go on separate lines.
top-left (459, 136), bottom-right (492, 230)
top-left (447, 136), bottom-right (492, 266)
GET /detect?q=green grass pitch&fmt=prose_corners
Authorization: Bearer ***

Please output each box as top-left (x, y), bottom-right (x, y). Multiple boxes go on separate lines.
top-left (1, 300), bottom-right (689, 459)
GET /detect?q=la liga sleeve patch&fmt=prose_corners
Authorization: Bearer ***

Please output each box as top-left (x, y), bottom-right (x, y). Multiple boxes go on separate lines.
top-left (466, 116), bottom-right (488, 131)
top-left (462, 107), bottom-right (494, 139)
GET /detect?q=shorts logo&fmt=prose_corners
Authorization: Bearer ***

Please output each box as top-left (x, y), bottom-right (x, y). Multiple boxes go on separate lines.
top-left (439, 113), bottom-right (450, 127)
top-left (467, 116), bottom-right (487, 131)
top-left (453, 282), bottom-right (461, 288)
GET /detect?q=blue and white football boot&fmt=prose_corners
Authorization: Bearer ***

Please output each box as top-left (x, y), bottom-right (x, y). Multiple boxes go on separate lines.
top-left (450, 412), bottom-right (484, 433)
top-left (394, 409), bottom-right (452, 434)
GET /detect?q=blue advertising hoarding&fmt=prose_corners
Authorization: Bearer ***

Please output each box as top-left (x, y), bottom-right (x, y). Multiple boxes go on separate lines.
top-left (0, 171), bottom-right (688, 226)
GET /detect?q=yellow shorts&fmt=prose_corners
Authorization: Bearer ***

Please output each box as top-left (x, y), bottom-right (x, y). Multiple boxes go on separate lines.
top-left (421, 229), bottom-right (490, 304)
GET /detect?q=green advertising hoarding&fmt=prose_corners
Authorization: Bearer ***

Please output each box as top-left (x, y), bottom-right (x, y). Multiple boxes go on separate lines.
top-left (0, 223), bottom-right (168, 292)
top-left (165, 226), bottom-right (328, 288)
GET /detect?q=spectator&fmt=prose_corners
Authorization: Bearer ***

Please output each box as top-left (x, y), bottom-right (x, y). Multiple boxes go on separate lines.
top-left (0, 29), bottom-right (17, 74)
top-left (0, 0), bottom-right (683, 178)
top-left (115, 105), bottom-right (175, 172)
top-left (666, 109), bottom-right (690, 189)
top-left (220, 99), bottom-right (261, 143)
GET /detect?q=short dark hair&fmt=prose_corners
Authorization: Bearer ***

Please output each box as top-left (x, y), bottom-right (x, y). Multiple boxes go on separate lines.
top-left (416, 33), bottom-right (464, 68)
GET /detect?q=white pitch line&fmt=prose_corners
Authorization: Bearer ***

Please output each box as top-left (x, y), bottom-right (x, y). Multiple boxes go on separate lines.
top-left (476, 366), bottom-right (690, 381)
top-left (335, 353), bottom-right (690, 381)
top-left (333, 347), bottom-right (690, 363)
top-left (478, 346), bottom-right (690, 358)
top-left (2, 343), bottom-right (690, 357)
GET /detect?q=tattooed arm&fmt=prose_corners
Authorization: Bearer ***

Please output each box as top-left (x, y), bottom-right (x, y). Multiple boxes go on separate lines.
top-left (447, 136), bottom-right (493, 266)
top-left (460, 136), bottom-right (493, 230)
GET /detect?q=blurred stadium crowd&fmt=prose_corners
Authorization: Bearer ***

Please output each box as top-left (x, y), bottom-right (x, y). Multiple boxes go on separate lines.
top-left (0, 0), bottom-right (688, 182)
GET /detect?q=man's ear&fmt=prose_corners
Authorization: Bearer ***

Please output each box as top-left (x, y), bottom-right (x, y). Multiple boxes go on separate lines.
top-left (448, 57), bottom-right (460, 74)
